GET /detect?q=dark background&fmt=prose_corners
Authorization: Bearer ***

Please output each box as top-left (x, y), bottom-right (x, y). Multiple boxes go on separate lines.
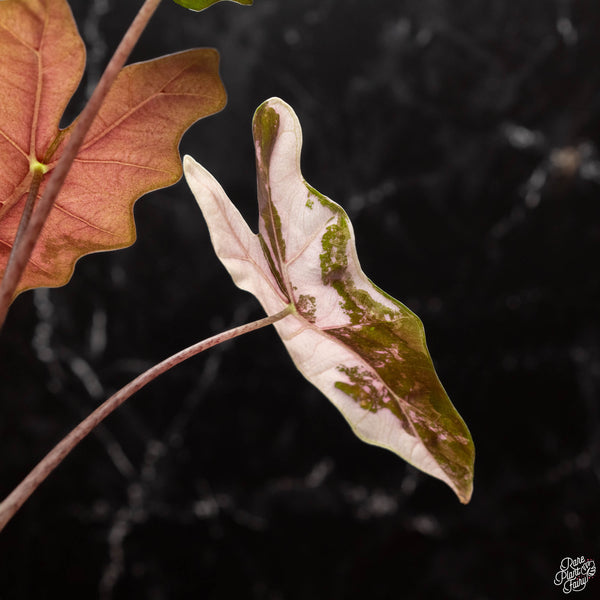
top-left (1, 0), bottom-right (599, 598)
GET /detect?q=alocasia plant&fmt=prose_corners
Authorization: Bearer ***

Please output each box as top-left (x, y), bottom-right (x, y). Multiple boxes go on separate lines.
top-left (184, 98), bottom-right (475, 503)
top-left (0, 0), bottom-right (474, 533)
top-left (0, 0), bottom-right (225, 298)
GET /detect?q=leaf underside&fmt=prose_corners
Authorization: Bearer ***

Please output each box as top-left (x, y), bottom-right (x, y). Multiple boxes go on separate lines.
top-left (0, 0), bottom-right (227, 296)
top-left (184, 98), bottom-right (475, 503)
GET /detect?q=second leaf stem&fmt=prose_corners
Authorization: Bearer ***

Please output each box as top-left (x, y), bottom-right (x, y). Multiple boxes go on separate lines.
top-left (0, 304), bottom-right (293, 533)
top-left (6, 168), bottom-right (45, 274)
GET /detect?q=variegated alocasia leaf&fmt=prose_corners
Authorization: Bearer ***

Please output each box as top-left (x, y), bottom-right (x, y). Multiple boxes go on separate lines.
top-left (172, 0), bottom-right (253, 11)
top-left (0, 0), bottom-right (226, 295)
top-left (183, 98), bottom-right (474, 503)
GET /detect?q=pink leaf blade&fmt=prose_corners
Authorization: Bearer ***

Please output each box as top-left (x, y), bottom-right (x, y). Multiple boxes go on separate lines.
top-left (185, 97), bottom-right (475, 503)
top-left (183, 155), bottom-right (288, 317)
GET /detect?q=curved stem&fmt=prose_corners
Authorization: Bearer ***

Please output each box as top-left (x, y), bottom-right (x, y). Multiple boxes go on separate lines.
top-left (0, 0), bottom-right (163, 329)
top-left (0, 305), bottom-right (293, 533)
top-left (7, 168), bottom-right (45, 272)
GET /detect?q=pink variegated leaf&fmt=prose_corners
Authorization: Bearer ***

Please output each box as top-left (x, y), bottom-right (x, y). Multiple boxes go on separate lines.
top-left (184, 98), bottom-right (474, 503)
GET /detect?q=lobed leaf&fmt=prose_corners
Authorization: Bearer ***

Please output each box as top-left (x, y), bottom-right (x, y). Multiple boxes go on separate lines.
top-left (172, 0), bottom-right (253, 12)
top-left (0, 0), bottom-right (227, 295)
top-left (184, 98), bottom-right (475, 503)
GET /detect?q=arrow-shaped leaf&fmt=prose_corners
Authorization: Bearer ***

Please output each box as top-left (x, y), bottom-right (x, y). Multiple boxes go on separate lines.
top-left (184, 98), bottom-right (475, 503)
top-left (0, 0), bottom-right (226, 294)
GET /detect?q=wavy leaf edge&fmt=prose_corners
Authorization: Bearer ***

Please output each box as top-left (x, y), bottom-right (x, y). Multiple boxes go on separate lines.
top-left (0, 0), bottom-right (227, 295)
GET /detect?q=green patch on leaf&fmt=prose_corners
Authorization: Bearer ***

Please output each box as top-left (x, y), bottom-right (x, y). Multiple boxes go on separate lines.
top-left (258, 233), bottom-right (288, 300)
top-left (306, 183), bottom-right (333, 208)
top-left (320, 217), bottom-right (350, 286)
top-left (296, 294), bottom-right (317, 322)
top-left (319, 215), bottom-right (402, 327)
top-left (335, 364), bottom-right (409, 423)
top-left (253, 104), bottom-right (287, 273)
top-left (253, 104), bottom-right (280, 168)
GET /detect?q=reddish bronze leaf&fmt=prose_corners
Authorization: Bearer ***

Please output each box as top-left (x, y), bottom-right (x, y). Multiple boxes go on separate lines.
top-left (0, 0), bottom-right (226, 294)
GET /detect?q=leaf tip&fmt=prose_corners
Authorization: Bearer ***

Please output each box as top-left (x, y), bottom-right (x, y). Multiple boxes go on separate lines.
top-left (182, 154), bottom-right (211, 189)
top-left (253, 99), bottom-right (283, 166)
top-left (455, 472), bottom-right (474, 504)
top-left (445, 436), bottom-right (475, 504)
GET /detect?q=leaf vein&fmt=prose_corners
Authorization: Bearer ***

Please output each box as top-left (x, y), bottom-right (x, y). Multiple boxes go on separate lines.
top-left (213, 191), bottom-right (288, 303)
top-left (80, 65), bottom-right (212, 151)
top-left (0, 127), bottom-right (29, 159)
top-left (73, 157), bottom-right (173, 175)
top-left (0, 236), bottom-right (52, 275)
top-left (0, 22), bottom-right (39, 53)
top-left (54, 204), bottom-right (116, 236)
top-left (285, 217), bottom-right (334, 267)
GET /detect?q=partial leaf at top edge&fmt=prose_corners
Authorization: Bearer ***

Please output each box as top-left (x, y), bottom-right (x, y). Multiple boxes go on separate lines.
top-left (172, 0), bottom-right (253, 12)
top-left (183, 98), bottom-right (475, 504)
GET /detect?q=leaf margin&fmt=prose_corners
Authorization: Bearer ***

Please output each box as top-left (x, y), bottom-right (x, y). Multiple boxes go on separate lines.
top-left (172, 0), bottom-right (253, 12)
top-left (0, 27), bottom-right (227, 295)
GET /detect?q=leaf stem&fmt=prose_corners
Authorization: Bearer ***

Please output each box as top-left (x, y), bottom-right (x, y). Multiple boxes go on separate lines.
top-left (6, 168), bottom-right (45, 274)
top-left (0, 0), bottom-right (164, 329)
top-left (0, 304), bottom-right (293, 533)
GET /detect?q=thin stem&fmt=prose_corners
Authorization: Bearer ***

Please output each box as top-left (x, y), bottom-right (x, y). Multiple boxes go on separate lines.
top-left (0, 305), bottom-right (293, 533)
top-left (0, 0), bottom-right (163, 329)
top-left (7, 169), bottom-right (45, 271)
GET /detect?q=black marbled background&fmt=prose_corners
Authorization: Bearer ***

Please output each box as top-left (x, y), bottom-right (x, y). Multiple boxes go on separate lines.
top-left (1, 0), bottom-right (599, 598)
